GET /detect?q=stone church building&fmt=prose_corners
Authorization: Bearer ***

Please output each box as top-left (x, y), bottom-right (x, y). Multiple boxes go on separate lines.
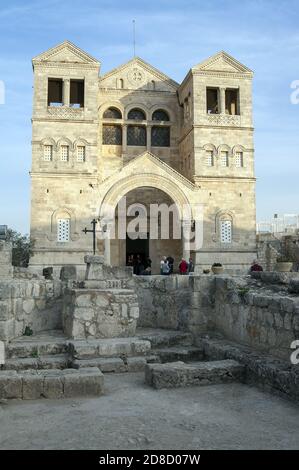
top-left (30, 41), bottom-right (256, 276)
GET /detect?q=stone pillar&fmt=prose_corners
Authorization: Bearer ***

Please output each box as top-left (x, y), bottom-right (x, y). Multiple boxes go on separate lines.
top-left (146, 125), bottom-right (152, 151)
top-left (220, 87), bottom-right (226, 114)
top-left (182, 221), bottom-right (192, 261)
top-left (0, 241), bottom-right (13, 279)
top-left (104, 222), bottom-right (114, 266)
top-left (63, 79), bottom-right (70, 107)
top-left (122, 124), bottom-right (127, 155)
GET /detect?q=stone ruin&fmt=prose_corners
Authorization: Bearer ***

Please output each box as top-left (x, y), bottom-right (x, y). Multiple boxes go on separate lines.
top-left (0, 238), bottom-right (299, 402)
top-left (63, 255), bottom-right (139, 339)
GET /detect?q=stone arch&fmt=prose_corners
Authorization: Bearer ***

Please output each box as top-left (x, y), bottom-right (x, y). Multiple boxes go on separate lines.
top-left (57, 137), bottom-right (73, 150)
top-left (99, 101), bottom-right (124, 118)
top-left (73, 137), bottom-right (89, 149)
top-left (125, 104), bottom-right (148, 120)
top-left (98, 173), bottom-right (193, 222)
top-left (47, 207), bottom-right (78, 242)
top-left (232, 144), bottom-right (245, 154)
top-left (213, 209), bottom-right (236, 244)
top-left (203, 143), bottom-right (217, 156)
top-left (217, 144), bottom-right (232, 156)
top-left (150, 104), bottom-right (173, 122)
top-left (40, 137), bottom-right (57, 151)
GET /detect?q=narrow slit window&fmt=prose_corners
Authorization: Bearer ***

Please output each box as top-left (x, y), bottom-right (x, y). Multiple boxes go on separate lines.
top-left (48, 78), bottom-right (63, 107)
top-left (61, 145), bottom-right (69, 162)
top-left (220, 220), bottom-right (232, 243)
top-left (70, 79), bottom-right (84, 108)
top-left (77, 146), bottom-right (85, 162)
top-left (206, 150), bottom-right (214, 166)
top-left (220, 151), bottom-right (229, 167)
top-left (235, 151), bottom-right (243, 167)
top-left (43, 145), bottom-right (53, 161)
top-left (57, 219), bottom-right (70, 242)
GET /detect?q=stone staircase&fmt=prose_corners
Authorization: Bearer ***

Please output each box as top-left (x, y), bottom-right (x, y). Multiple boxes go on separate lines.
top-left (0, 328), bottom-right (244, 399)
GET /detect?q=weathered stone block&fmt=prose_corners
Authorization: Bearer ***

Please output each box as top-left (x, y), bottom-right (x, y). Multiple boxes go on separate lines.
top-left (22, 371), bottom-right (44, 399)
top-left (43, 372), bottom-right (64, 399)
top-left (145, 360), bottom-right (244, 389)
top-left (0, 371), bottom-right (22, 399)
top-left (63, 368), bottom-right (104, 397)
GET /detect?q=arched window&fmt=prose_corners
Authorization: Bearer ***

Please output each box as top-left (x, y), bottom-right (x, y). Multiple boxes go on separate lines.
top-left (127, 125), bottom-right (146, 146)
top-left (103, 107), bottom-right (122, 119)
top-left (152, 109), bottom-right (169, 121)
top-left (102, 125), bottom-right (122, 145)
top-left (128, 108), bottom-right (146, 120)
top-left (151, 126), bottom-right (170, 147)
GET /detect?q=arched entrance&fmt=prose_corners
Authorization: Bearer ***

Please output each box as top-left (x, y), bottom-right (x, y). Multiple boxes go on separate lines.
top-left (98, 173), bottom-right (194, 273)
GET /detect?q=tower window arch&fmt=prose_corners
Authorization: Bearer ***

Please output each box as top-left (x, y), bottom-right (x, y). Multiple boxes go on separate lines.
top-left (127, 108), bottom-right (146, 120)
top-left (152, 109), bottom-right (169, 121)
top-left (103, 107), bottom-right (122, 119)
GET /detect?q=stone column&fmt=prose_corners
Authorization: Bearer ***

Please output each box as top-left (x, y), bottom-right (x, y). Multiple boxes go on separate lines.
top-left (104, 222), bottom-right (114, 266)
top-left (0, 241), bottom-right (13, 279)
top-left (220, 87), bottom-right (226, 114)
top-left (63, 79), bottom-right (70, 107)
top-left (182, 221), bottom-right (192, 261)
top-left (122, 124), bottom-right (127, 155)
top-left (146, 125), bottom-right (152, 151)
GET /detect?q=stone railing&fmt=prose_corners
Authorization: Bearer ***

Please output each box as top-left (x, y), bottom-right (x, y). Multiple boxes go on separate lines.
top-left (205, 114), bottom-right (241, 127)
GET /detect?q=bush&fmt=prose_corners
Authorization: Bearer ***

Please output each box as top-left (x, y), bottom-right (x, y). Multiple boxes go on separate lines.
top-left (6, 229), bottom-right (34, 267)
top-left (212, 263), bottom-right (223, 267)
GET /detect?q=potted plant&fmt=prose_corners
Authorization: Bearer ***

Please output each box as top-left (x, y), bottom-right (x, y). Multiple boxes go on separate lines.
top-left (275, 256), bottom-right (293, 273)
top-left (211, 263), bottom-right (224, 274)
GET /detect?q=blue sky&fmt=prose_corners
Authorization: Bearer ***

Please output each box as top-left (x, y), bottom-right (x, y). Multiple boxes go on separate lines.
top-left (0, 0), bottom-right (298, 233)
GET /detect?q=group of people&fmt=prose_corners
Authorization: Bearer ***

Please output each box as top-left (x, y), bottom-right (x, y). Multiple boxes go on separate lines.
top-left (126, 254), bottom-right (195, 275)
top-left (127, 254), bottom-right (152, 275)
top-left (160, 256), bottom-right (194, 275)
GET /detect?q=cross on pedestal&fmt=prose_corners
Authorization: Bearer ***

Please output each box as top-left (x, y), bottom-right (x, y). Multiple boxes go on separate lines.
top-left (82, 218), bottom-right (99, 255)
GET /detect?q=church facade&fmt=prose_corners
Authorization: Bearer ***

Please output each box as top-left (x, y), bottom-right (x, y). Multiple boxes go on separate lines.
top-left (30, 41), bottom-right (257, 276)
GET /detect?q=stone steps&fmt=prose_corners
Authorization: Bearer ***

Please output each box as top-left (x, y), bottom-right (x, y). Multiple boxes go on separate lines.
top-left (69, 337), bottom-right (151, 360)
top-left (145, 360), bottom-right (245, 389)
top-left (0, 367), bottom-right (104, 400)
top-left (153, 346), bottom-right (204, 363)
top-left (7, 339), bottom-right (68, 359)
top-left (72, 354), bottom-right (160, 373)
top-left (136, 329), bottom-right (193, 348)
top-left (2, 354), bottom-right (71, 371)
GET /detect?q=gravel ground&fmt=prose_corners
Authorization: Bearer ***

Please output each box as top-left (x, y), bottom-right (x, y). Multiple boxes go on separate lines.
top-left (0, 372), bottom-right (298, 450)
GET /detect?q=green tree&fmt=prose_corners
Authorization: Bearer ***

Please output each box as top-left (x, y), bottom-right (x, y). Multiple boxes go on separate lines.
top-left (6, 229), bottom-right (34, 267)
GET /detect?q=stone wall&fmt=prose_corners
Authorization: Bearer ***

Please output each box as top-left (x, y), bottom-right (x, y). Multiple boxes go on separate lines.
top-left (134, 275), bottom-right (215, 333)
top-left (63, 287), bottom-right (139, 339)
top-left (135, 272), bottom-right (299, 361)
top-left (213, 274), bottom-right (299, 360)
top-left (0, 277), bottom-right (62, 343)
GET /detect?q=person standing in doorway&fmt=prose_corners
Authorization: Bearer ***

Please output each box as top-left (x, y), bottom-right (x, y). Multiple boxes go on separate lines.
top-left (188, 257), bottom-right (194, 274)
top-left (166, 256), bottom-right (174, 274)
top-left (179, 258), bottom-right (188, 275)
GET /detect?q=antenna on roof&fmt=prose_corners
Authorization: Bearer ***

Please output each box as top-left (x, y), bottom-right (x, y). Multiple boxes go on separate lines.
top-left (132, 19), bottom-right (136, 57)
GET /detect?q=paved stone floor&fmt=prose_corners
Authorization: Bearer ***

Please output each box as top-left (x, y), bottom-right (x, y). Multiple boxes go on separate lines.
top-left (0, 373), bottom-right (298, 450)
